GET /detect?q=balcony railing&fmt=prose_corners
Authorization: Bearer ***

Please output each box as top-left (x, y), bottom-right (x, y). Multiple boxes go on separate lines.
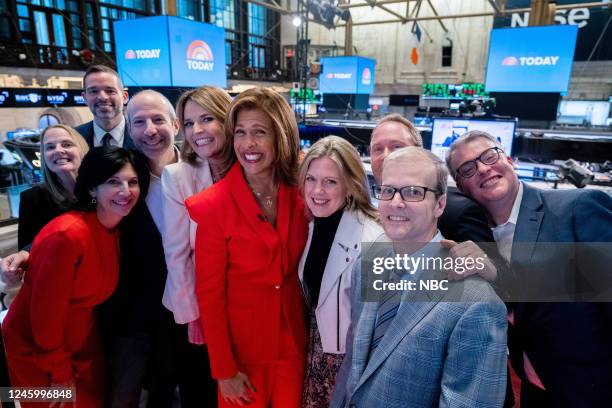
top-left (0, 41), bottom-right (115, 70)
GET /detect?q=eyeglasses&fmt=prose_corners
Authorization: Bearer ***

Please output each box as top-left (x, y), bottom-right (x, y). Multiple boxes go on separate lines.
top-left (372, 185), bottom-right (441, 202)
top-left (455, 147), bottom-right (504, 178)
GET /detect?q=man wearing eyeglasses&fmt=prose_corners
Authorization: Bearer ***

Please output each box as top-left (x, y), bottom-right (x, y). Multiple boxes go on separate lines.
top-left (370, 114), bottom-right (493, 245)
top-left (331, 146), bottom-right (507, 408)
top-left (446, 130), bottom-right (612, 407)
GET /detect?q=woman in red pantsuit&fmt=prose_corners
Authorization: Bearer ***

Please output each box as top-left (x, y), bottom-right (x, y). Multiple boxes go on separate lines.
top-left (2, 147), bottom-right (149, 407)
top-left (186, 87), bottom-right (309, 408)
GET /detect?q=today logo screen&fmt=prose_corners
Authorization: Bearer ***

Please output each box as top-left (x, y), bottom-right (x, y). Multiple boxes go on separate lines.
top-left (186, 40), bottom-right (214, 71)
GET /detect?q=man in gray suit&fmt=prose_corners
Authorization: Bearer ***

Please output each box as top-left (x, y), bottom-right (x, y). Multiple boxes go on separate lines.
top-left (446, 130), bottom-right (612, 407)
top-left (331, 147), bottom-right (507, 408)
top-left (75, 65), bottom-right (134, 149)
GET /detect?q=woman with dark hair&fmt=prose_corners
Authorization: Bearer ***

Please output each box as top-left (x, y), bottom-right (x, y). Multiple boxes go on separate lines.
top-left (2, 147), bottom-right (149, 408)
top-left (185, 87), bottom-right (308, 408)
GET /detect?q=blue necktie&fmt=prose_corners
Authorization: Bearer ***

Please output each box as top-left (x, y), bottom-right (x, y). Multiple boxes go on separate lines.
top-left (370, 270), bottom-right (402, 351)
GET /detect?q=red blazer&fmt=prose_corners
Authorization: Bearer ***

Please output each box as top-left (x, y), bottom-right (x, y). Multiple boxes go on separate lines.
top-left (186, 163), bottom-right (309, 379)
top-left (3, 211), bottom-right (118, 407)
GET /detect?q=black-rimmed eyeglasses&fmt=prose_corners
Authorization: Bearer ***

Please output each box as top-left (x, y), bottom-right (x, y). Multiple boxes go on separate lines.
top-left (372, 185), bottom-right (441, 202)
top-left (455, 147), bottom-right (504, 178)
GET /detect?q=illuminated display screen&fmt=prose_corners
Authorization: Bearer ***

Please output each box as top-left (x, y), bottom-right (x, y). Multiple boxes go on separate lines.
top-left (485, 25), bottom-right (578, 93)
top-left (422, 83), bottom-right (489, 99)
top-left (431, 118), bottom-right (516, 161)
top-left (319, 56), bottom-right (376, 95)
top-left (114, 16), bottom-right (227, 88)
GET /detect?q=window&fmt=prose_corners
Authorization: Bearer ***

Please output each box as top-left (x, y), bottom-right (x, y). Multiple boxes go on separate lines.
top-left (178, 0), bottom-right (198, 20)
top-left (38, 114), bottom-right (59, 129)
top-left (210, 0), bottom-right (235, 30)
top-left (248, 3), bottom-right (270, 69)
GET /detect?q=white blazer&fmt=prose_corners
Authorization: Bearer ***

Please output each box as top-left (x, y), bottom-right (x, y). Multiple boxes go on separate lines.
top-left (298, 209), bottom-right (384, 354)
top-left (161, 160), bottom-right (213, 324)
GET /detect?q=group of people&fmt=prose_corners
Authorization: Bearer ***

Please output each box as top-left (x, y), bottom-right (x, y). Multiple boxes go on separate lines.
top-left (0, 63), bottom-right (609, 408)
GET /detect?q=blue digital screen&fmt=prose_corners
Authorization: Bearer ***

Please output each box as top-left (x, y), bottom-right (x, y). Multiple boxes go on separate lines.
top-left (114, 16), bottom-right (226, 88)
top-left (114, 16), bottom-right (172, 87)
top-left (357, 57), bottom-right (376, 94)
top-left (485, 25), bottom-right (578, 93)
top-left (320, 56), bottom-right (376, 94)
top-left (168, 17), bottom-right (227, 88)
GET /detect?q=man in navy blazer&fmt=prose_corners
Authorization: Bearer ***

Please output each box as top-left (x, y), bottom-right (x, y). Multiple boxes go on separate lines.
top-left (331, 147), bottom-right (507, 408)
top-left (447, 130), bottom-right (612, 407)
top-left (74, 65), bottom-right (135, 149)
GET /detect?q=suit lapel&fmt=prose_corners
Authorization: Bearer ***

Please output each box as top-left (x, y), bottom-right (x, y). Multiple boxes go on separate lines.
top-left (354, 298), bottom-right (442, 391)
top-left (512, 184), bottom-right (544, 265)
top-left (317, 211), bottom-right (362, 308)
top-left (84, 122), bottom-right (95, 148)
top-left (227, 164), bottom-right (281, 274)
top-left (276, 182), bottom-right (293, 274)
top-left (297, 221), bottom-right (314, 282)
top-left (352, 244), bottom-right (448, 392)
top-left (123, 121), bottom-right (135, 150)
top-left (350, 300), bottom-right (378, 388)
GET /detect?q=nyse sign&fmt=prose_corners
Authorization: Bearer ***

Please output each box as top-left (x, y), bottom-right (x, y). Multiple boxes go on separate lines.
top-left (495, 0), bottom-right (612, 61)
top-left (510, 8), bottom-right (590, 28)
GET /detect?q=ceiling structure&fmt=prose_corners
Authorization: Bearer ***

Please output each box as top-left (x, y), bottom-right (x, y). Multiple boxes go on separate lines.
top-left (245, 0), bottom-right (610, 28)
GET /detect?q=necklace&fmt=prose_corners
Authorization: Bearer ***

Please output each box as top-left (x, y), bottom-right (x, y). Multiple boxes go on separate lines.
top-left (252, 190), bottom-right (274, 208)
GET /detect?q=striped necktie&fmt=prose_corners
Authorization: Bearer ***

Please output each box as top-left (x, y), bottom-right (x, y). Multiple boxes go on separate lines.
top-left (102, 132), bottom-right (113, 147)
top-left (370, 270), bottom-right (402, 351)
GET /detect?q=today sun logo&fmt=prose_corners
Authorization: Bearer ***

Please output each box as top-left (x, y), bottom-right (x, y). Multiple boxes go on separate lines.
top-left (362, 67), bottom-right (371, 85)
top-left (186, 40), bottom-right (215, 71)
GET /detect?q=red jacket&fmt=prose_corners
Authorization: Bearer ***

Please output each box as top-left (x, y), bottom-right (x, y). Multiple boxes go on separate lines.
top-left (186, 163), bottom-right (309, 379)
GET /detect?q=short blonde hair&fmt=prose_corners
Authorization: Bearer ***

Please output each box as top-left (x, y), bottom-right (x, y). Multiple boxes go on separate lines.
top-left (384, 146), bottom-right (448, 196)
top-left (224, 87), bottom-right (300, 185)
top-left (299, 136), bottom-right (377, 220)
top-left (376, 113), bottom-right (423, 147)
top-left (40, 124), bottom-right (90, 207)
top-left (175, 86), bottom-right (234, 170)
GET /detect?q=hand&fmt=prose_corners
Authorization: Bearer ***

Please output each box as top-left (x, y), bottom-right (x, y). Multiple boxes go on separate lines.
top-left (187, 319), bottom-right (205, 345)
top-left (218, 371), bottom-right (256, 405)
top-left (441, 239), bottom-right (497, 282)
top-left (49, 378), bottom-right (76, 408)
top-left (1, 250), bottom-right (29, 285)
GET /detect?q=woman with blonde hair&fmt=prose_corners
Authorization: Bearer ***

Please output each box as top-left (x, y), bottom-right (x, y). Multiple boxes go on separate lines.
top-left (2, 124), bottom-right (89, 295)
top-left (297, 135), bottom-right (383, 407)
top-left (157, 85), bottom-right (234, 406)
top-left (186, 87), bottom-right (309, 407)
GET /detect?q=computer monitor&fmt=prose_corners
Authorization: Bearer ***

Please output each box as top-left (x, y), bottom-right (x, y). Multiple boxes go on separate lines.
top-left (430, 118), bottom-right (517, 161)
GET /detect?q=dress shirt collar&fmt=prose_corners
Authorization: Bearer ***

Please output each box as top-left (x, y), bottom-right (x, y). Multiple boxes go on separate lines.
top-left (93, 116), bottom-right (126, 147)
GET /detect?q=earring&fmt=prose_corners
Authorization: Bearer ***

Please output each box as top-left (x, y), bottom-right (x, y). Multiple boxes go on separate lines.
top-left (91, 198), bottom-right (97, 204)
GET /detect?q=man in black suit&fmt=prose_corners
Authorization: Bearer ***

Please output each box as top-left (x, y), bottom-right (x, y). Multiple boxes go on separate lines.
top-left (75, 65), bottom-right (135, 149)
top-left (370, 114), bottom-right (494, 244)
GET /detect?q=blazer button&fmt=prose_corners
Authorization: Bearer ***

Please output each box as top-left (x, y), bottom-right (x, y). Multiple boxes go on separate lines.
top-left (274, 285), bottom-right (281, 289)
top-left (346, 257), bottom-right (350, 262)
top-left (354, 244), bottom-right (358, 249)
